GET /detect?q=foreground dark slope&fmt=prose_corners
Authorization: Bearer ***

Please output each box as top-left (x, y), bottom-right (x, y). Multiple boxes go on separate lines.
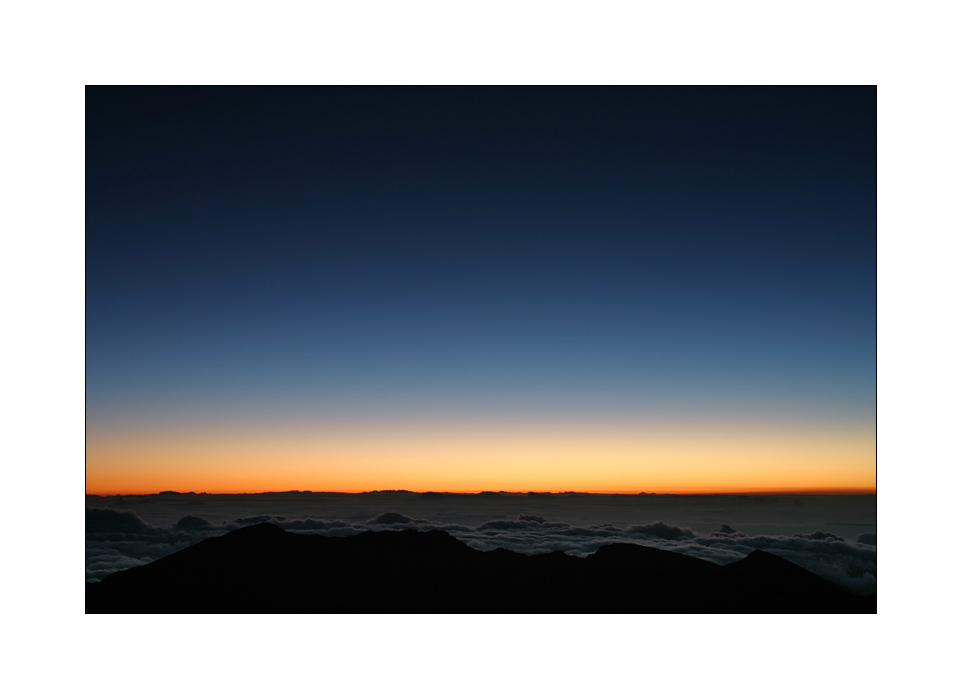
top-left (86, 523), bottom-right (875, 613)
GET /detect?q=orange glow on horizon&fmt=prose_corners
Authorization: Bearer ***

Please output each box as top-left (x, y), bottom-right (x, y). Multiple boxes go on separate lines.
top-left (85, 421), bottom-right (877, 496)
top-left (84, 487), bottom-right (877, 496)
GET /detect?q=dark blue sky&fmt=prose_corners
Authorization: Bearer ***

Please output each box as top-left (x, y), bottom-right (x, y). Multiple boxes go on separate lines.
top-left (87, 87), bottom-right (875, 446)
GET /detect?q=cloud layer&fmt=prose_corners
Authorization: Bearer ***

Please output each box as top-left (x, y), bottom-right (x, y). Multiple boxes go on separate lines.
top-left (86, 507), bottom-right (876, 594)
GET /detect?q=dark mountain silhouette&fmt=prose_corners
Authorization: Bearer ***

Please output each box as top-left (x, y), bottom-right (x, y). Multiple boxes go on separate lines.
top-left (86, 523), bottom-right (875, 613)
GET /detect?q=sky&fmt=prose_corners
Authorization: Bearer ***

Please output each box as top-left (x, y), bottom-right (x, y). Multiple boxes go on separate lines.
top-left (86, 86), bottom-right (876, 495)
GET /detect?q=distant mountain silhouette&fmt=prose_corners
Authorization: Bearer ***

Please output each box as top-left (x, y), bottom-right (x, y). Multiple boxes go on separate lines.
top-left (86, 523), bottom-right (875, 613)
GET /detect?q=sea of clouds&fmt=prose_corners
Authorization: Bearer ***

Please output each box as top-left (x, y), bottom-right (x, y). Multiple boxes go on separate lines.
top-left (86, 492), bottom-right (876, 594)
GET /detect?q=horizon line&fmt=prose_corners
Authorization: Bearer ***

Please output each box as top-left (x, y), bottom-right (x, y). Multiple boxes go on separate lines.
top-left (86, 488), bottom-right (877, 497)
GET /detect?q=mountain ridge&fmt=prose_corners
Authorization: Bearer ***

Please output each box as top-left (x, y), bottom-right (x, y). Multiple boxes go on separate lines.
top-left (86, 523), bottom-right (875, 613)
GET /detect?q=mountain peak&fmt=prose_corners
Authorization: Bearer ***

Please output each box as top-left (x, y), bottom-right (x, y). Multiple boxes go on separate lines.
top-left (735, 548), bottom-right (809, 570)
top-left (225, 522), bottom-right (286, 539)
top-left (88, 528), bottom-right (875, 613)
